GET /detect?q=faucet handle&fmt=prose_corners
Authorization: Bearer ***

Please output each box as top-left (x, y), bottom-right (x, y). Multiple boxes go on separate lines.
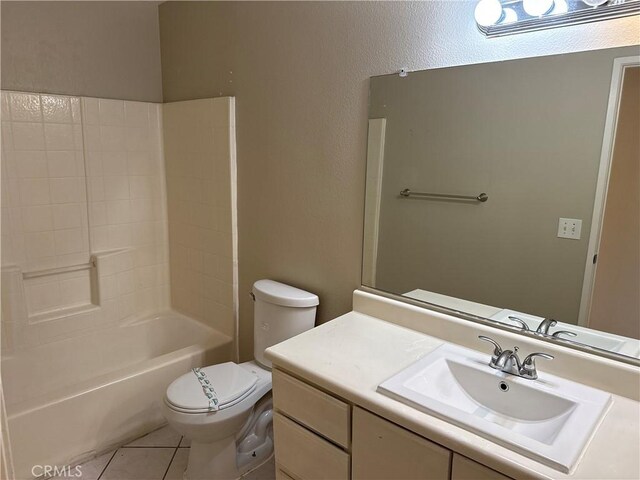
top-left (507, 316), bottom-right (530, 331)
top-left (478, 336), bottom-right (502, 361)
top-left (521, 352), bottom-right (554, 379)
top-left (552, 330), bottom-right (577, 339)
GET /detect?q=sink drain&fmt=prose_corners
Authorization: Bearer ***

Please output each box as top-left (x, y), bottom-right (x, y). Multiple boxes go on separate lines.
top-left (498, 381), bottom-right (509, 392)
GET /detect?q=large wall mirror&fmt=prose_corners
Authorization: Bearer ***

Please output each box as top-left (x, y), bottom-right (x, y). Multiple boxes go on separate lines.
top-left (363, 46), bottom-right (640, 362)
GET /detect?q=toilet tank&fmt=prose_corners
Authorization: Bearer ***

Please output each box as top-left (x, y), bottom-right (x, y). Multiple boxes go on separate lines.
top-left (252, 280), bottom-right (319, 368)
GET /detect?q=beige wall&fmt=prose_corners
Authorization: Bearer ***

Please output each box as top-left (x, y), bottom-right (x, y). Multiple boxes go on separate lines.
top-left (158, 1), bottom-right (640, 360)
top-left (590, 67), bottom-right (640, 338)
top-left (1, 1), bottom-right (162, 102)
top-left (163, 98), bottom-right (237, 339)
top-left (369, 47), bottom-right (638, 324)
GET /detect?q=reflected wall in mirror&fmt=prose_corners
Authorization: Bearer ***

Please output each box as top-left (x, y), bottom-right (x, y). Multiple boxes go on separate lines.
top-left (363, 46), bottom-right (640, 360)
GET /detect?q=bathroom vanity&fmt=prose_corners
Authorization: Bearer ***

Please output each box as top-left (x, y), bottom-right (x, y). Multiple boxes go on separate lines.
top-left (270, 368), bottom-right (507, 480)
top-left (265, 291), bottom-right (640, 480)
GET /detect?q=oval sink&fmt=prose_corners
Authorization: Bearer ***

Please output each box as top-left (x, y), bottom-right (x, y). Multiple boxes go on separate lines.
top-left (378, 343), bottom-right (611, 473)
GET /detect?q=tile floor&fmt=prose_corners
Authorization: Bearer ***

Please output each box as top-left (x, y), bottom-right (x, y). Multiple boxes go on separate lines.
top-left (60, 425), bottom-right (275, 480)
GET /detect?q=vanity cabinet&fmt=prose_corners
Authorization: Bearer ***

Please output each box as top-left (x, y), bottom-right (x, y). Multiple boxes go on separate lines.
top-left (273, 369), bottom-right (514, 480)
top-left (451, 454), bottom-right (512, 480)
top-left (272, 367), bottom-right (351, 447)
top-left (273, 369), bottom-right (351, 480)
top-left (273, 413), bottom-right (350, 480)
top-left (352, 407), bottom-right (450, 480)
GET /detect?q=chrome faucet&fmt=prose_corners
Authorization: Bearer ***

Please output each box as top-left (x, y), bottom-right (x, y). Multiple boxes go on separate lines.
top-left (478, 336), bottom-right (554, 380)
top-left (494, 347), bottom-right (523, 376)
top-left (536, 318), bottom-right (557, 335)
top-left (536, 318), bottom-right (578, 340)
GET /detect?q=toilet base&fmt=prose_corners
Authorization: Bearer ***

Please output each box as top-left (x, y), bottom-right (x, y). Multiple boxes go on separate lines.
top-left (186, 437), bottom-right (239, 480)
top-left (185, 438), bottom-right (274, 480)
top-left (184, 397), bottom-right (274, 480)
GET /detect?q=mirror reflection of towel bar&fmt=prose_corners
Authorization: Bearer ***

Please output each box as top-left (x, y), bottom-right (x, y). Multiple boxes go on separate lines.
top-left (399, 188), bottom-right (488, 203)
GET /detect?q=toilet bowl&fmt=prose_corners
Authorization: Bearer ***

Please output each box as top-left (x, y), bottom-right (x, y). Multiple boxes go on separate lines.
top-left (162, 280), bottom-right (318, 480)
top-left (162, 361), bottom-right (273, 479)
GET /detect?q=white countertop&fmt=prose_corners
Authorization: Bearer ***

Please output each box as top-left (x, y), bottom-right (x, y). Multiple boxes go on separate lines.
top-left (265, 311), bottom-right (640, 480)
top-left (403, 289), bottom-right (502, 318)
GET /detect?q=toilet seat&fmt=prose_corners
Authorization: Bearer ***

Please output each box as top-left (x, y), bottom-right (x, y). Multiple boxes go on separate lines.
top-left (166, 362), bottom-right (259, 414)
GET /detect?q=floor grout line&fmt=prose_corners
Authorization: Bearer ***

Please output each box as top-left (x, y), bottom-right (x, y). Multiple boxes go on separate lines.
top-left (96, 450), bottom-right (118, 480)
top-left (161, 446), bottom-right (180, 480)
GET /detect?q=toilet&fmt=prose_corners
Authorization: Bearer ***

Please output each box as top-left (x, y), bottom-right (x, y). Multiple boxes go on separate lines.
top-left (162, 280), bottom-right (319, 480)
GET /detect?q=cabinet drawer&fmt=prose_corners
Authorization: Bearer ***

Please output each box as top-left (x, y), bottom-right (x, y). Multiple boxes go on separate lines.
top-left (273, 412), bottom-right (350, 480)
top-left (452, 454), bottom-right (513, 480)
top-left (352, 407), bottom-right (451, 480)
top-left (273, 369), bottom-right (350, 448)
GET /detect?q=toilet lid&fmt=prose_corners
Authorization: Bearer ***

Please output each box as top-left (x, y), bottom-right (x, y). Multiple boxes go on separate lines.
top-left (166, 362), bottom-right (258, 413)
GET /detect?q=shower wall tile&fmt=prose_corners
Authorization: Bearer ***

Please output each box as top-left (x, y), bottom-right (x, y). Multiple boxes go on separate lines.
top-left (1, 91), bottom-right (170, 349)
top-left (163, 97), bottom-right (237, 338)
top-left (81, 98), bottom-right (170, 321)
top-left (1, 91), bottom-right (89, 272)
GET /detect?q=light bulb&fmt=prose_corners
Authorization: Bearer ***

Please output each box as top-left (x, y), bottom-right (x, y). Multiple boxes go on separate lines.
top-left (551, 0), bottom-right (568, 14)
top-left (474, 0), bottom-right (504, 27)
top-left (522, 0), bottom-right (555, 16)
top-left (501, 8), bottom-right (518, 23)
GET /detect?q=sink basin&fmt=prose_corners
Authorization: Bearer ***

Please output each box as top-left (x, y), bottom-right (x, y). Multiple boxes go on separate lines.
top-left (377, 343), bottom-right (611, 473)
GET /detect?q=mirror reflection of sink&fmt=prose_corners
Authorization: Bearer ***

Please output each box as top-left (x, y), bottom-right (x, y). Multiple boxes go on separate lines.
top-left (378, 343), bottom-right (612, 473)
top-left (489, 309), bottom-right (640, 358)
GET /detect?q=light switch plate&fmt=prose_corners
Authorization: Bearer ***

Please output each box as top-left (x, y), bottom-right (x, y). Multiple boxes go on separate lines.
top-left (558, 218), bottom-right (582, 240)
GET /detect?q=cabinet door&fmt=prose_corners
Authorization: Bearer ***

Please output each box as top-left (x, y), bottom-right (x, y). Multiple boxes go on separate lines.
top-left (452, 454), bottom-right (513, 480)
top-left (352, 407), bottom-right (450, 480)
top-left (273, 412), bottom-right (350, 480)
top-left (273, 369), bottom-right (351, 447)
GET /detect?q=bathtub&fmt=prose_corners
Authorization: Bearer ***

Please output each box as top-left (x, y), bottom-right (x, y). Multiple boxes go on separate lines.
top-left (2, 311), bottom-right (233, 479)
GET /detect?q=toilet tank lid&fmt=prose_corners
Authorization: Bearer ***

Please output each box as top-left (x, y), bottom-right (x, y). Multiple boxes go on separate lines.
top-left (253, 279), bottom-right (319, 308)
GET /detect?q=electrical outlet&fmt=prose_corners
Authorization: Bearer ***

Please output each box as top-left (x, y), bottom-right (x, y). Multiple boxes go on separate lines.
top-left (558, 218), bottom-right (582, 240)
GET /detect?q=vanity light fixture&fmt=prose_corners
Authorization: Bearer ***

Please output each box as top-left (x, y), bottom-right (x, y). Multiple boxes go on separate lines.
top-left (475, 0), bottom-right (505, 26)
top-left (522, 0), bottom-right (555, 16)
top-left (474, 0), bottom-right (640, 37)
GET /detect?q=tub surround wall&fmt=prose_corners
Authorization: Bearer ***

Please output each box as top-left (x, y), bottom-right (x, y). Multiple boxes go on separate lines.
top-left (158, 1), bottom-right (640, 362)
top-left (82, 97), bottom-right (170, 320)
top-left (0, 91), bottom-right (169, 353)
top-left (1, 92), bottom-right (88, 272)
top-left (1, 92), bottom-right (237, 479)
top-left (163, 98), bottom-right (237, 340)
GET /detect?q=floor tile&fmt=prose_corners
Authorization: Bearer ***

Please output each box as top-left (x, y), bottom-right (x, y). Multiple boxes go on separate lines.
top-left (242, 457), bottom-right (275, 480)
top-left (178, 436), bottom-right (190, 448)
top-left (125, 425), bottom-right (182, 448)
top-left (163, 448), bottom-right (189, 480)
top-left (100, 448), bottom-right (175, 480)
top-left (50, 450), bottom-right (116, 480)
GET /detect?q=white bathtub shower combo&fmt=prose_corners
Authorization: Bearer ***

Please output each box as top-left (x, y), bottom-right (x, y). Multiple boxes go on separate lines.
top-left (163, 279), bottom-right (318, 480)
top-left (5, 311), bottom-right (232, 479)
top-left (0, 91), bottom-right (241, 479)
